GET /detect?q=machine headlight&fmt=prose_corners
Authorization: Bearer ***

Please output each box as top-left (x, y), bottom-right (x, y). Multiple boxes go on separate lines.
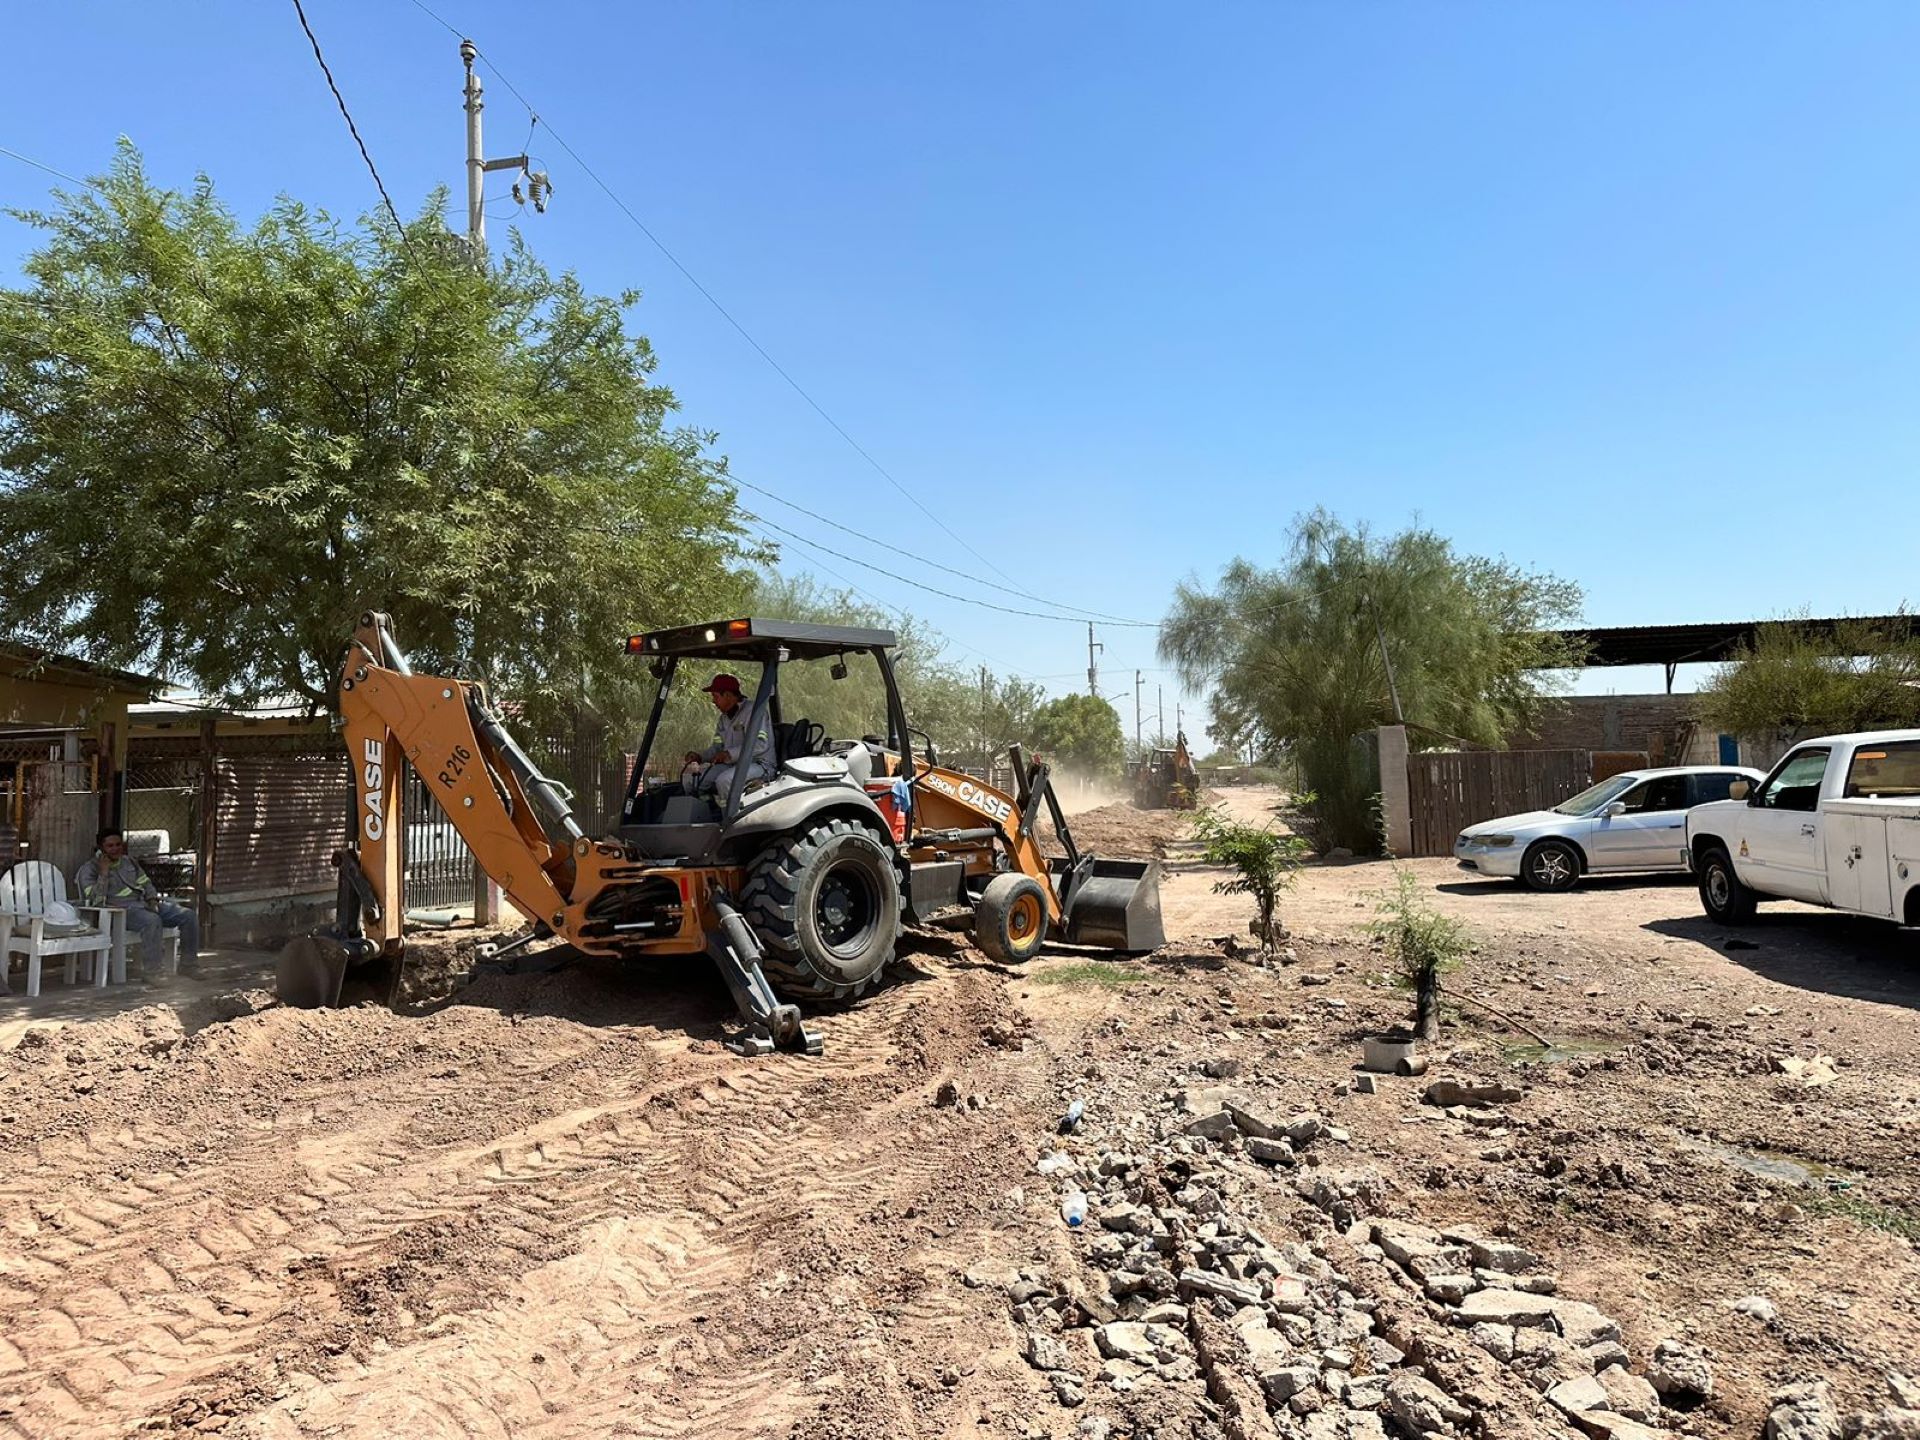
top-left (1480, 834), bottom-right (1517, 847)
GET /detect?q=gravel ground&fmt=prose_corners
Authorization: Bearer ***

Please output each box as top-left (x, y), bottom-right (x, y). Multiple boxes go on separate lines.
top-left (0, 788), bottom-right (1914, 1438)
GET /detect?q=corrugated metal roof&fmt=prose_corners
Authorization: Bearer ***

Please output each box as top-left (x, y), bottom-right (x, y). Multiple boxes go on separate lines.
top-left (1554, 614), bottom-right (1915, 667)
top-left (0, 642), bottom-right (165, 694)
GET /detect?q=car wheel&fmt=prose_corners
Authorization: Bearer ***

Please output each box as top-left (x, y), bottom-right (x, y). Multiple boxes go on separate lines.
top-left (1520, 839), bottom-right (1582, 892)
top-left (1697, 844), bottom-right (1757, 925)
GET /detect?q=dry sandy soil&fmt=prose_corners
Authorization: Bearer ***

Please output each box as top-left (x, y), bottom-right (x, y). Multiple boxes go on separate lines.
top-left (1, 788), bottom-right (1915, 1437)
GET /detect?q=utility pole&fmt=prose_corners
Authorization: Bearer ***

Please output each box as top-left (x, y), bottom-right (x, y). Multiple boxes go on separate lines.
top-left (1176, 702), bottom-right (1184, 739)
top-left (462, 40), bottom-right (485, 250)
top-left (461, 38), bottom-right (549, 258)
top-left (1366, 592), bottom-right (1405, 724)
top-left (1086, 623), bottom-right (1102, 699)
top-left (1157, 684), bottom-right (1164, 745)
top-left (1134, 671), bottom-right (1145, 750)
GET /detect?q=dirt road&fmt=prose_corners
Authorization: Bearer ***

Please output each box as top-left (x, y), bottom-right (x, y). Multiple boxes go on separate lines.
top-left (1, 789), bottom-right (1915, 1438)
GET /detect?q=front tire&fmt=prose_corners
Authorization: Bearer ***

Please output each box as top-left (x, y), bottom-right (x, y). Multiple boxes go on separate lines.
top-left (1697, 844), bottom-right (1757, 924)
top-left (742, 818), bottom-right (903, 999)
top-left (1520, 839), bottom-right (1583, 892)
top-left (974, 873), bottom-right (1049, 963)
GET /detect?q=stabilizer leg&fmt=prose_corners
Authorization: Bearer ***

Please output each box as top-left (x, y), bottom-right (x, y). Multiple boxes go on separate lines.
top-left (706, 892), bottom-right (823, 1056)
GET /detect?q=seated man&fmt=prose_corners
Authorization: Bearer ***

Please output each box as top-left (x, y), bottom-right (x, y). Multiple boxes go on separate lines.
top-left (76, 827), bottom-right (201, 980)
top-left (683, 672), bottom-right (773, 803)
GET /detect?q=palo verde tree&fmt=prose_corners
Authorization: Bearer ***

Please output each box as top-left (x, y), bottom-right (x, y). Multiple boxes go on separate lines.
top-left (1029, 693), bottom-right (1126, 780)
top-left (0, 144), bottom-right (753, 731)
top-left (1160, 510), bottom-right (1584, 853)
top-left (1696, 614), bottom-right (1920, 743)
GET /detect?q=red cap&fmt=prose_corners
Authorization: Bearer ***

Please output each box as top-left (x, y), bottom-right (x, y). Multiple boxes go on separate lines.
top-left (702, 673), bottom-right (743, 696)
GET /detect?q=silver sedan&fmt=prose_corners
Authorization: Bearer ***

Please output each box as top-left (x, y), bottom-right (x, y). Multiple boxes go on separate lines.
top-left (1454, 765), bottom-right (1765, 892)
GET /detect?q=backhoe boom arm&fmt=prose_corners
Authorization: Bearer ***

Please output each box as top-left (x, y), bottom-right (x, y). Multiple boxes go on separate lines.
top-left (336, 612), bottom-right (576, 948)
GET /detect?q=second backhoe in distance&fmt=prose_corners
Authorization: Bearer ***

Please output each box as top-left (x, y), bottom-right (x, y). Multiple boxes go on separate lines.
top-left (279, 612), bottom-right (1164, 1054)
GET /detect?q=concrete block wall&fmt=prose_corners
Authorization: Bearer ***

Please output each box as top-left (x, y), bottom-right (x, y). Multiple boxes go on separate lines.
top-left (1377, 725), bottom-right (1411, 857)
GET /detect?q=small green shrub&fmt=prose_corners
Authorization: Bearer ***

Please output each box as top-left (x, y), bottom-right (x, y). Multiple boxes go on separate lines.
top-left (1191, 805), bottom-right (1311, 952)
top-left (1368, 868), bottom-right (1474, 1040)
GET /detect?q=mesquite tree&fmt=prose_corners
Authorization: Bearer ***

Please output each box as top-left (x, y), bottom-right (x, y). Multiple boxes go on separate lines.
top-left (0, 144), bottom-right (752, 731)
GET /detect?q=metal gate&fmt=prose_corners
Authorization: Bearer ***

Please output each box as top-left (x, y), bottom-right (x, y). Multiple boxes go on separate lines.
top-left (402, 770), bottom-right (472, 912)
top-left (1406, 749), bottom-right (1592, 858)
top-left (123, 755), bottom-right (202, 910)
top-left (1, 733), bottom-right (103, 878)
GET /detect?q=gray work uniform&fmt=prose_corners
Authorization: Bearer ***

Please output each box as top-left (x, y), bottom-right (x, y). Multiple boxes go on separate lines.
top-left (686, 702), bottom-right (773, 800)
top-left (75, 854), bottom-right (201, 974)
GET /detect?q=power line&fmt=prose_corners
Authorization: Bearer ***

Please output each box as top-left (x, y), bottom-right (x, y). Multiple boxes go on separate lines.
top-left (739, 518), bottom-right (1037, 678)
top-left (403, 0), bottom-right (1025, 590)
top-left (746, 511), bottom-right (1160, 627)
top-left (0, 146), bottom-right (91, 188)
top-left (731, 475), bottom-right (1155, 627)
top-left (290, 0), bottom-right (410, 243)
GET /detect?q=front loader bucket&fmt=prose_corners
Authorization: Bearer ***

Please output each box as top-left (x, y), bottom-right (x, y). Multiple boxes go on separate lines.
top-left (1059, 857), bottom-right (1165, 952)
top-left (276, 934), bottom-right (405, 1009)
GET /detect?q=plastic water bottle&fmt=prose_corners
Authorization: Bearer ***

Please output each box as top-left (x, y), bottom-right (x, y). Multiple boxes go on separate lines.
top-left (1059, 1100), bottom-right (1085, 1134)
top-left (1061, 1189), bottom-right (1088, 1228)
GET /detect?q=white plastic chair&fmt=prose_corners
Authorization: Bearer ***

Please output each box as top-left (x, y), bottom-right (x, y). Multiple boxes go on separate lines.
top-left (0, 861), bottom-right (115, 997)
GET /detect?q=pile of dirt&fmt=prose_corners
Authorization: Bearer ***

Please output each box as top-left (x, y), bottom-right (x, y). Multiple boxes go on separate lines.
top-left (1046, 798), bottom-right (1196, 859)
top-left (394, 919), bottom-right (529, 1005)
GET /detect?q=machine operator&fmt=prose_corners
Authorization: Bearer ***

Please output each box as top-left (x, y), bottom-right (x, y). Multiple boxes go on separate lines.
top-left (683, 673), bottom-right (773, 800)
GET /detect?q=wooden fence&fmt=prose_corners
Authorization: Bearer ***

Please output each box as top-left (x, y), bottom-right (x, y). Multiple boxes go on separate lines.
top-left (1406, 748), bottom-right (1594, 858)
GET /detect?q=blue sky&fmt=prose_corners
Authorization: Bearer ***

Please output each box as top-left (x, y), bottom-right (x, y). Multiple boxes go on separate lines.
top-left (5, 3), bottom-right (1916, 735)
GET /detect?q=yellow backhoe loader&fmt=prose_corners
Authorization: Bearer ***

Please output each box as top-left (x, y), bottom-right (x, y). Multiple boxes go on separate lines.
top-left (278, 613), bottom-right (1164, 1052)
top-left (1133, 730), bottom-right (1200, 810)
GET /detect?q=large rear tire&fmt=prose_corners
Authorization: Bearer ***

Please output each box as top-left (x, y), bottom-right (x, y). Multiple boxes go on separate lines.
top-left (742, 817), bottom-right (902, 999)
top-left (974, 873), bottom-right (1049, 964)
top-left (1697, 843), bottom-right (1758, 924)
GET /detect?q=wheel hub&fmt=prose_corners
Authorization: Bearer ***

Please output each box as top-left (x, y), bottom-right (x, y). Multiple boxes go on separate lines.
top-left (816, 867), bottom-right (878, 957)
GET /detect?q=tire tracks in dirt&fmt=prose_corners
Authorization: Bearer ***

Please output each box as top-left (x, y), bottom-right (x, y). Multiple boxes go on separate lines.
top-left (0, 957), bottom-right (1040, 1439)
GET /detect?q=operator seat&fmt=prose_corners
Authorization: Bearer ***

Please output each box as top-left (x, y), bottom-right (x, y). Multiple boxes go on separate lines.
top-left (776, 718), bottom-right (826, 761)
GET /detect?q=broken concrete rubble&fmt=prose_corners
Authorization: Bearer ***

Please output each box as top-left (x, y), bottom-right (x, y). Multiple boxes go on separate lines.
top-left (1452, 1288), bottom-right (1621, 1347)
top-left (1384, 1371), bottom-right (1472, 1434)
top-left (1026, 1329), bottom-right (1075, 1373)
top-left (1008, 1040), bottom-right (1683, 1440)
top-left (1546, 1373), bottom-right (1611, 1415)
top-left (1647, 1337), bottom-right (1714, 1401)
top-left (1595, 1365), bottom-right (1660, 1423)
top-left (1767, 1379), bottom-right (1842, 1440)
top-left (1847, 1409), bottom-right (1920, 1440)
top-left (1424, 1078), bottom-right (1525, 1106)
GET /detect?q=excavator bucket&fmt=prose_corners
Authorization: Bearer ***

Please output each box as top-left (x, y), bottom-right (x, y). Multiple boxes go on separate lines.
top-left (1058, 858), bottom-right (1165, 952)
top-left (276, 934), bottom-right (406, 1009)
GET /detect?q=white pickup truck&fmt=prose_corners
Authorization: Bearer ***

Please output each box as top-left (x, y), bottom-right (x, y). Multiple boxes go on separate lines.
top-left (1686, 729), bottom-right (1920, 928)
